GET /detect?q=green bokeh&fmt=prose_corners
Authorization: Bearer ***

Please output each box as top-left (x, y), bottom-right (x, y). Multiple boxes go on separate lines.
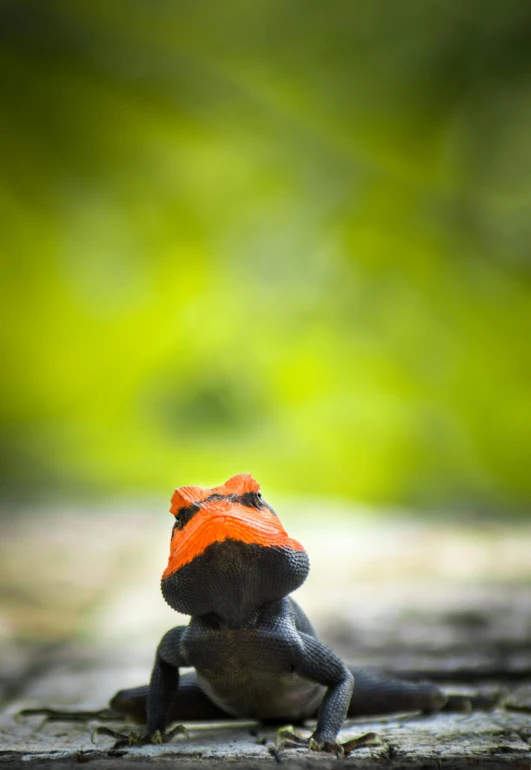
top-left (1, 0), bottom-right (530, 509)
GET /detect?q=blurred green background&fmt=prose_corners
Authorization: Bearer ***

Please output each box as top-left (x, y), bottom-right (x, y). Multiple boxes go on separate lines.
top-left (1, 0), bottom-right (530, 512)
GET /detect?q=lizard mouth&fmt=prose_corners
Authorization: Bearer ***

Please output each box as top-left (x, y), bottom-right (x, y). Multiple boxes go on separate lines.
top-left (162, 504), bottom-right (304, 579)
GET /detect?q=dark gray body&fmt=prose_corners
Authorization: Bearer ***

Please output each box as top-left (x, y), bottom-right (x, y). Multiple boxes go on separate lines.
top-left (184, 598), bottom-right (326, 721)
top-left (112, 596), bottom-right (446, 738)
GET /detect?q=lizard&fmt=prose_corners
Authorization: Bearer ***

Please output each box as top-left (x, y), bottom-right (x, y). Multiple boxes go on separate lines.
top-left (23, 473), bottom-right (448, 756)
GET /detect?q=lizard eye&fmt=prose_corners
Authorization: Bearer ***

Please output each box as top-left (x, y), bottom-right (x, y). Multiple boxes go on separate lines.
top-left (173, 503), bottom-right (200, 531)
top-left (239, 490), bottom-right (263, 509)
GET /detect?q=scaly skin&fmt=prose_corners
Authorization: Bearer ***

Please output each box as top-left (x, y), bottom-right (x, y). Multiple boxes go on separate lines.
top-left (22, 474), bottom-right (447, 756)
top-left (110, 474), bottom-right (446, 755)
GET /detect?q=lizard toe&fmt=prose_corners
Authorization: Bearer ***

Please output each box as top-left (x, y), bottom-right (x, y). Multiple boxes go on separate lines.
top-left (91, 726), bottom-right (146, 748)
top-left (309, 730), bottom-right (380, 757)
top-left (152, 724), bottom-right (189, 743)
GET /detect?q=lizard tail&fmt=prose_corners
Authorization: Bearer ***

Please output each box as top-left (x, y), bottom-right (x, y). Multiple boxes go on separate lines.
top-left (347, 667), bottom-right (447, 716)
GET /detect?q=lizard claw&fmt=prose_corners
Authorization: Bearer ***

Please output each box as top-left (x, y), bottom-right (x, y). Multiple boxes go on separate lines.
top-left (91, 724), bottom-right (188, 749)
top-left (340, 732), bottom-right (380, 755)
top-left (275, 728), bottom-right (379, 758)
top-left (309, 736), bottom-right (345, 758)
top-left (165, 724), bottom-right (189, 741)
top-left (150, 725), bottom-right (189, 743)
top-left (272, 727), bottom-right (304, 756)
top-left (91, 726), bottom-right (142, 747)
top-left (91, 726), bottom-right (151, 747)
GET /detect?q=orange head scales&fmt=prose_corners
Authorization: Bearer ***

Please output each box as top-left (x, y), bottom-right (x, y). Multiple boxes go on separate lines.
top-left (161, 474), bottom-right (310, 626)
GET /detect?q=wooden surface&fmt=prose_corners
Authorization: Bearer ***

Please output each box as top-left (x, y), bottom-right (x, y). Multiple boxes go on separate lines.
top-left (1, 503), bottom-right (530, 768)
top-left (2, 702), bottom-right (531, 769)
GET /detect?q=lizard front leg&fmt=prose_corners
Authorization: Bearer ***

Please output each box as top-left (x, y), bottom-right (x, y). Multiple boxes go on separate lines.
top-left (147, 625), bottom-right (188, 741)
top-left (95, 626), bottom-right (188, 747)
top-left (279, 634), bottom-right (377, 757)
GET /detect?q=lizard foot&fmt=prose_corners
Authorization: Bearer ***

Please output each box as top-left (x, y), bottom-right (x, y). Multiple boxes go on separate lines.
top-left (92, 724), bottom-right (188, 749)
top-left (276, 728), bottom-right (379, 758)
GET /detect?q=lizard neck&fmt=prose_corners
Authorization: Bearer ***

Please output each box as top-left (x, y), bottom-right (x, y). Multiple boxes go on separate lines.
top-left (161, 538), bottom-right (310, 622)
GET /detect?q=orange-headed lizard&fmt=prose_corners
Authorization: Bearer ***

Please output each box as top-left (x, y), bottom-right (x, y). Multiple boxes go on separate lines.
top-left (24, 474), bottom-right (447, 756)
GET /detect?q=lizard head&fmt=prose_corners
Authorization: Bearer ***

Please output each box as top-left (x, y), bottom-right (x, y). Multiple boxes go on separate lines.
top-left (161, 473), bottom-right (310, 626)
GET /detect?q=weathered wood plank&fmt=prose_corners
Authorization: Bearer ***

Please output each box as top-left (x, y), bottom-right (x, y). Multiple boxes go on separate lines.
top-left (1, 703), bottom-right (530, 768)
